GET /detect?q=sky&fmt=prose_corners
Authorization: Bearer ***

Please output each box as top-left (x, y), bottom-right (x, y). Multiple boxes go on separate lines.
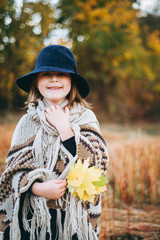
top-left (140, 0), bottom-right (156, 10)
top-left (134, 0), bottom-right (159, 14)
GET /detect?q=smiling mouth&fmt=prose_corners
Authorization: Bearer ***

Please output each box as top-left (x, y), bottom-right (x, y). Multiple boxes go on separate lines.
top-left (48, 87), bottom-right (62, 90)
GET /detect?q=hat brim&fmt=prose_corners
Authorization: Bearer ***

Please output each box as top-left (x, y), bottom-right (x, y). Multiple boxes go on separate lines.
top-left (16, 66), bottom-right (90, 99)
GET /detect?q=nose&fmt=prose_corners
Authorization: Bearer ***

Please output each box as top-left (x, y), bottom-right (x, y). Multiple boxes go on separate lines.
top-left (50, 73), bottom-right (58, 82)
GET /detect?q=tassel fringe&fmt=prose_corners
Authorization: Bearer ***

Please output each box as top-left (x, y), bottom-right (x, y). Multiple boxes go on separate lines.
top-left (0, 232), bottom-right (4, 240)
top-left (23, 195), bottom-right (52, 240)
top-left (56, 194), bottom-right (98, 240)
top-left (10, 198), bottom-right (21, 240)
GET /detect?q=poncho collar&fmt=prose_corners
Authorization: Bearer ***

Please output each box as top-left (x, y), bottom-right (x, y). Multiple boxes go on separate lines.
top-left (27, 99), bottom-right (87, 136)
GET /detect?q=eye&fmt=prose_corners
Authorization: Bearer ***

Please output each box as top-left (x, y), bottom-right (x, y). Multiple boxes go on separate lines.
top-left (42, 72), bottom-right (51, 77)
top-left (58, 72), bottom-right (65, 76)
top-left (58, 72), bottom-right (70, 77)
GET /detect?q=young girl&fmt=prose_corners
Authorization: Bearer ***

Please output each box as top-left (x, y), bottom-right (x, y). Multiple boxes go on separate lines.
top-left (0, 45), bottom-right (109, 240)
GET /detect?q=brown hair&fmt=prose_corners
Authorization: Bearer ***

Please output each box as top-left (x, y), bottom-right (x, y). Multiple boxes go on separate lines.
top-left (26, 75), bottom-right (91, 109)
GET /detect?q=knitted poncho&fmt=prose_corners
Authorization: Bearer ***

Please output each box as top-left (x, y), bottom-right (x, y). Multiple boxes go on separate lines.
top-left (0, 100), bottom-right (109, 240)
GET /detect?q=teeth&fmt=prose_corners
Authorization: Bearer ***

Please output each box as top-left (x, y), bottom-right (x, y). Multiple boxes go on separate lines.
top-left (50, 87), bottom-right (60, 89)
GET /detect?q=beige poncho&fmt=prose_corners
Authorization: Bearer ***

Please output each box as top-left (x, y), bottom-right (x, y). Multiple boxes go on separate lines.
top-left (0, 100), bottom-right (109, 240)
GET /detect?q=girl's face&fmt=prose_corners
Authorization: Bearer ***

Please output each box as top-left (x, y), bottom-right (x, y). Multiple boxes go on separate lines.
top-left (36, 71), bottom-right (71, 106)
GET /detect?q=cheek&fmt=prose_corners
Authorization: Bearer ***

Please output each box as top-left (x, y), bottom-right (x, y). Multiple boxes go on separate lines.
top-left (36, 78), bottom-right (45, 91)
top-left (67, 83), bottom-right (71, 92)
top-left (65, 78), bottom-right (72, 92)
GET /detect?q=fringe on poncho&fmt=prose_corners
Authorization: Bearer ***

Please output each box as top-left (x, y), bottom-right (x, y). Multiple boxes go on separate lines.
top-left (0, 99), bottom-right (109, 240)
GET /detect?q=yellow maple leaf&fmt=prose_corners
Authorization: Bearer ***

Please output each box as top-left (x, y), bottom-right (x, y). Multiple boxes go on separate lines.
top-left (67, 159), bottom-right (107, 203)
top-left (67, 163), bottom-right (84, 187)
top-left (86, 194), bottom-right (95, 203)
top-left (95, 185), bottom-right (106, 194)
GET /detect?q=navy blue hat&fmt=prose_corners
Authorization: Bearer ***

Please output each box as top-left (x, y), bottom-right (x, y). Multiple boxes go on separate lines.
top-left (16, 45), bottom-right (90, 98)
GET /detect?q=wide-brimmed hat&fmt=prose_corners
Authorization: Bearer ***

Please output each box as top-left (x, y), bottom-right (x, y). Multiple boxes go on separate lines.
top-left (16, 45), bottom-right (90, 98)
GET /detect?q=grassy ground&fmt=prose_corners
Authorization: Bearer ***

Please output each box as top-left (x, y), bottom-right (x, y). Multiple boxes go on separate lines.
top-left (0, 113), bottom-right (160, 239)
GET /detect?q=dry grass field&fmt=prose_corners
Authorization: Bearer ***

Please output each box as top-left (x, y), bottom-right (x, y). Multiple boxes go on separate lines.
top-left (100, 124), bottom-right (160, 240)
top-left (0, 114), bottom-right (160, 239)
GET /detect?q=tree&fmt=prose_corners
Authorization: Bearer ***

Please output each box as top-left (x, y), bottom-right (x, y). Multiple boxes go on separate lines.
top-left (0, 0), bottom-right (55, 110)
top-left (138, 14), bottom-right (160, 120)
top-left (57, 0), bottom-right (156, 121)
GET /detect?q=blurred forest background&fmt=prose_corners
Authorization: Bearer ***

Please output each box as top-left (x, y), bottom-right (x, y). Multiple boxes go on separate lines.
top-left (0, 0), bottom-right (160, 239)
top-left (0, 0), bottom-right (160, 122)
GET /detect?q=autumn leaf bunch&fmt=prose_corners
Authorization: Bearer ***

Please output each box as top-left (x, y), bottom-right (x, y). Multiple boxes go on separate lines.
top-left (67, 159), bottom-right (108, 203)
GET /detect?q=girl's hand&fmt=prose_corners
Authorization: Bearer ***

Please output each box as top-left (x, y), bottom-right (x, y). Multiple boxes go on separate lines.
top-left (45, 106), bottom-right (74, 141)
top-left (31, 179), bottom-right (67, 200)
top-left (45, 105), bottom-right (69, 129)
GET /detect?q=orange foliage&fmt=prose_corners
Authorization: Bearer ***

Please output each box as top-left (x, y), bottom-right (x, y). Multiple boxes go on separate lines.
top-left (147, 30), bottom-right (160, 54)
top-left (75, 0), bottom-right (139, 34)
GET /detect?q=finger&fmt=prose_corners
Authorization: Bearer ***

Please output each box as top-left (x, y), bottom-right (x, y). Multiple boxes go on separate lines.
top-left (64, 106), bottom-right (69, 113)
top-left (55, 105), bottom-right (60, 110)
top-left (59, 189), bottom-right (66, 196)
top-left (57, 184), bottom-right (67, 191)
top-left (45, 109), bottom-right (53, 117)
top-left (59, 192), bottom-right (66, 197)
top-left (56, 105), bottom-right (64, 113)
top-left (53, 180), bottom-right (67, 187)
top-left (54, 188), bottom-right (66, 197)
top-left (54, 179), bottom-right (66, 184)
top-left (45, 107), bottom-right (52, 113)
top-left (50, 105), bottom-right (57, 111)
top-left (59, 186), bottom-right (66, 192)
top-left (44, 112), bottom-right (49, 120)
top-left (44, 111), bottom-right (49, 117)
top-left (57, 182), bottom-right (67, 189)
top-left (44, 112), bottom-right (51, 121)
top-left (64, 107), bottom-right (70, 118)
